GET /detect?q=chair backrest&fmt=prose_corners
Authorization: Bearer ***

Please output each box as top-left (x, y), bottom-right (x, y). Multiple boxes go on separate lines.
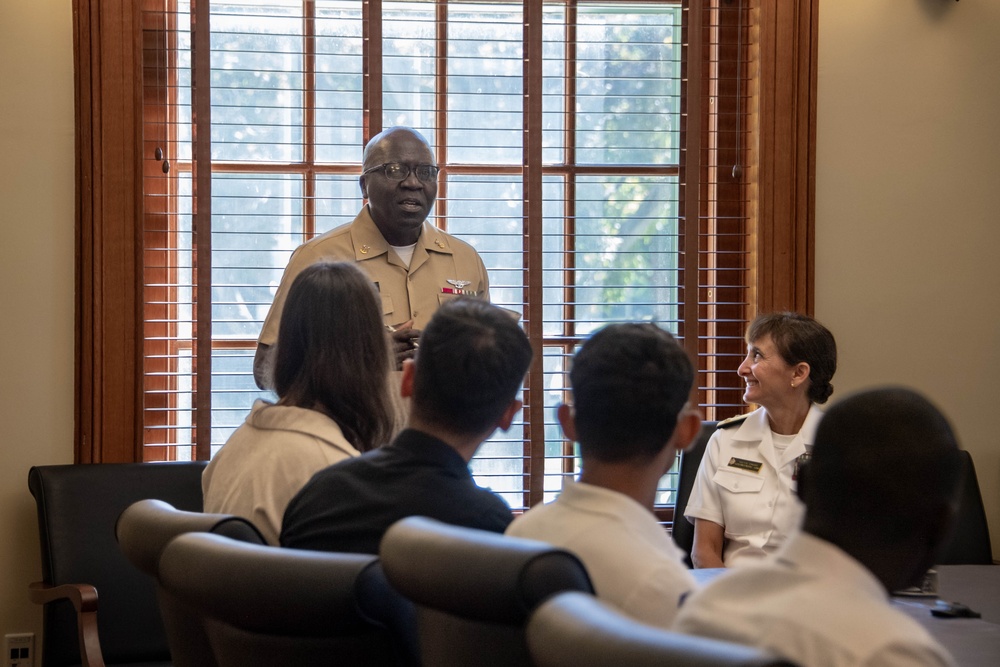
top-left (672, 421), bottom-right (716, 567)
top-left (354, 560), bottom-right (420, 667)
top-left (527, 591), bottom-right (797, 667)
top-left (380, 516), bottom-right (595, 667)
top-left (938, 450), bottom-right (993, 565)
top-left (28, 461), bottom-right (206, 666)
top-left (158, 532), bottom-right (403, 666)
top-left (115, 499), bottom-right (266, 667)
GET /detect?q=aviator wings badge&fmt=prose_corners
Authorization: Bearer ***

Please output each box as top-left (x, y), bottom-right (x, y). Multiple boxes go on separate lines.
top-left (443, 279), bottom-right (476, 296)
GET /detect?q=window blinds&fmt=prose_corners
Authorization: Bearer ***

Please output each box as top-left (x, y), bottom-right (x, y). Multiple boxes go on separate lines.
top-left (139, 0), bottom-right (755, 514)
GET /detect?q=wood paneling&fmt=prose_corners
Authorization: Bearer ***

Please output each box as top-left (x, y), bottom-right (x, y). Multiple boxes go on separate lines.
top-left (75, 0), bottom-right (144, 462)
top-left (755, 0), bottom-right (818, 315)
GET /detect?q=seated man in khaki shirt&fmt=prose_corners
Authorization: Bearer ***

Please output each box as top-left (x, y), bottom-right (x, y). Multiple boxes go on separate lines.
top-left (254, 126), bottom-right (489, 390)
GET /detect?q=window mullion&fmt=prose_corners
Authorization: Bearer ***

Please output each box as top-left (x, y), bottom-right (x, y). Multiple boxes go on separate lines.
top-left (192, 0), bottom-right (213, 461)
top-left (563, 0), bottom-right (577, 342)
top-left (560, 1), bottom-right (579, 479)
top-left (681, 0), bottom-right (704, 402)
top-left (435, 0), bottom-right (449, 228)
top-left (363, 0), bottom-right (383, 140)
top-left (304, 0), bottom-right (317, 238)
top-left (523, 0), bottom-right (546, 509)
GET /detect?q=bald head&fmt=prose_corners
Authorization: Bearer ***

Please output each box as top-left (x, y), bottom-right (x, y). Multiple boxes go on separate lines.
top-left (359, 126), bottom-right (437, 246)
top-left (362, 126), bottom-right (434, 171)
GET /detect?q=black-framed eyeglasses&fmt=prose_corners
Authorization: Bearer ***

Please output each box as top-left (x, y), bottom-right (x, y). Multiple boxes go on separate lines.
top-left (362, 162), bottom-right (440, 183)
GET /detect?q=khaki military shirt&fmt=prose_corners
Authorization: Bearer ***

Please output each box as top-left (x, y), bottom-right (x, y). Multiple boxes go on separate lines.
top-left (259, 205), bottom-right (490, 346)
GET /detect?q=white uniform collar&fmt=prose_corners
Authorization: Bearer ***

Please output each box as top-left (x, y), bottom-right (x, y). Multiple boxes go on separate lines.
top-left (774, 531), bottom-right (888, 602)
top-left (731, 405), bottom-right (824, 469)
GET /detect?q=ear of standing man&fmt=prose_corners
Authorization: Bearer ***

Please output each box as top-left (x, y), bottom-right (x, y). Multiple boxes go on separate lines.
top-left (254, 126), bottom-right (490, 390)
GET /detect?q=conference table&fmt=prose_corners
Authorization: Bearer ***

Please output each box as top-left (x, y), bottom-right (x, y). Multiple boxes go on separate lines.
top-left (894, 565), bottom-right (1000, 666)
top-left (690, 564), bottom-right (1000, 666)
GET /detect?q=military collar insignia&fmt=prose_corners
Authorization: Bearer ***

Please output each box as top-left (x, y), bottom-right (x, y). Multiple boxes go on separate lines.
top-left (717, 413), bottom-right (751, 430)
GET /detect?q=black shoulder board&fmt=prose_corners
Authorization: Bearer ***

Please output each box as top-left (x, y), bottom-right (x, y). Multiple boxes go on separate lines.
top-left (717, 414), bottom-right (750, 430)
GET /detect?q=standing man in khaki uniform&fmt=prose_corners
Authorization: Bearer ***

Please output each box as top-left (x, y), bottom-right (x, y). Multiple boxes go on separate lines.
top-left (254, 126), bottom-right (490, 390)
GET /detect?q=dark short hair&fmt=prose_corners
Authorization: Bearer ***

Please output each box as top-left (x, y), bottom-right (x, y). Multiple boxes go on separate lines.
top-left (804, 387), bottom-right (962, 539)
top-left (570, 324), bottom-right (694, 462)
top-left (274, 261), bottom-right (394, 452)
top-left (747, 312), bottom-right (837, 404)
top-left (411, 298), bottom-right (533, 436)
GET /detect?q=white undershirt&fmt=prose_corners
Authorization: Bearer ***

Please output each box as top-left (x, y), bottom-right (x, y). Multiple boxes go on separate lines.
top-left (771, 431), bottom-right (796, 454)
top-left (391, 243), bottom-right (417, 268)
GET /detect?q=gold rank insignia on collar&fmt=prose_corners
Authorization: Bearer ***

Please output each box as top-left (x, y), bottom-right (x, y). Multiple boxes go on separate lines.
top-left (359, 244), bottom-right (371, 254)
top-left (434, 239), bottom-right (447, 249)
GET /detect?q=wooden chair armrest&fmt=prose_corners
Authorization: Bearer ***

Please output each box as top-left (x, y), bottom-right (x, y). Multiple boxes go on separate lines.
top-left (29, 581), bottom-right (99, 612)
top-left (28, 582), bottom-right (106, 667)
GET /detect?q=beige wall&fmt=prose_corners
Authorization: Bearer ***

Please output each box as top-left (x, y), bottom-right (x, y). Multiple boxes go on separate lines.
top-left (2, 0), bottom-right (998, 640)
top-left (816, 0), bottom-right (1000, 557)
top-left (0, 0), bottom-right (76, 640)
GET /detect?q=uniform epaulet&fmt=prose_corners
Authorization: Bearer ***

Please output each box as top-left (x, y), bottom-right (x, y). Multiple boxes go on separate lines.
top-left (716, 414), bottom-right (751, 430)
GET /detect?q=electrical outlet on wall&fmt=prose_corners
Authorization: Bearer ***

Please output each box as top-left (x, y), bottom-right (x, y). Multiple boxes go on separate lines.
top-left (3, 633), bottom-right (33, 667)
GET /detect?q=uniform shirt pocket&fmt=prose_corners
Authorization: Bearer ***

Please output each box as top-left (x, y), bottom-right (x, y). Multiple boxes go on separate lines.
top-left (712, 468), bottom-right (766, 536)
top-left (712, 468), bottom-right (765, 494)
top-left (437, 291), bottom-right (461, 307)
top-left (381, 293), bottom-right (394, 320)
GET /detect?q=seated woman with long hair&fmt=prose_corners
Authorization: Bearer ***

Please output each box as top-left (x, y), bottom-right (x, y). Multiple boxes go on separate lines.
top-left (202, 261), bottom-right (395, 544)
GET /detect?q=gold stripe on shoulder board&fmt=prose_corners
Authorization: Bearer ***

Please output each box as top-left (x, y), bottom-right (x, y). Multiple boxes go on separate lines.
top-left (717, 414), bottom-right (751, 430)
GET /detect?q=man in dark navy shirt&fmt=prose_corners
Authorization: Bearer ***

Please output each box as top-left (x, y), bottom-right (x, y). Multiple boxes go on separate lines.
top-left (280, 298), bottom-right (532, 554)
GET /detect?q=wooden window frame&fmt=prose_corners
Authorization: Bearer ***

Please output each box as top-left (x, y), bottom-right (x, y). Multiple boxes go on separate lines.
top-left (74, 0), bottom-right (818, 464)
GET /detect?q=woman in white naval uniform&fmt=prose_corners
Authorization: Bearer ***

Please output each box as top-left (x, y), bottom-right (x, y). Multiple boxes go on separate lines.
top-left (684, 312), bottom-right (837, 568)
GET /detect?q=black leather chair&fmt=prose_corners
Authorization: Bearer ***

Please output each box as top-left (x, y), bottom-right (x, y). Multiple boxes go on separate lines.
top-left (672, 421), bottom-right (716, 567)
top-left (380, 516), bottom-right (595, 667)
top-left (938, 450), bottom-right (994, 565)
top-left (115, 499), bottom-right (265, 667)
top-left (28, 461), bottom-right (207, 667)
top-left (354, 561), bottom-right (420, 667)
top-left (527, 591), bottom-right (797, 667)
top-left (157, 533), bottom-right (404, 666)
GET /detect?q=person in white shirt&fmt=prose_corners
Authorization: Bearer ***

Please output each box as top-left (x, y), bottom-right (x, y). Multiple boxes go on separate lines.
top-left (674, 387), bottom-right (963, 667)
top-left (684, 312), bottom-right (837, 567)
top-left (203, 261), bottom-right (395, 544)
top-left (507, 323), bottom-right (702, 628)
